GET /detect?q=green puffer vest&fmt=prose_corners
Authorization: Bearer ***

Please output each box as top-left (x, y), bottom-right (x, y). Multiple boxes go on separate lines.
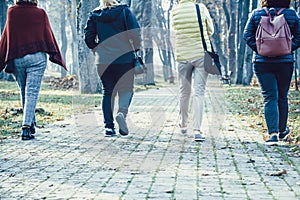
top-left (171, 0), bottom-right (214, 62)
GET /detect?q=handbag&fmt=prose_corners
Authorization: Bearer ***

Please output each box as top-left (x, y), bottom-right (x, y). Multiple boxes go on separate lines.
top-left (204, 51), bottom-right (222, 75)
top-left (129, 39), bottom-right (147, 75)
top-left (123, 9), bottom-right (146, 75)
top-left (196, 4), bottom-right (222, 75)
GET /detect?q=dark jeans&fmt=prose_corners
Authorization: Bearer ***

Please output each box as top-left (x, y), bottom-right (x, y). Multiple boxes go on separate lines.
top-left (254, 62), bottom-right (294, 134)
top-left (97, 63), bottom-right (134, 129)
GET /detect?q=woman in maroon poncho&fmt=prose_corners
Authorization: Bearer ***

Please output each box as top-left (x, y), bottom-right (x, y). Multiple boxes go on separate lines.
top-left (0, 0), bottom-right (67, 140)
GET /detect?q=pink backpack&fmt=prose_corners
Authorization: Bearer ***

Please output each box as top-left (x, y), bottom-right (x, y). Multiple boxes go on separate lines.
top-left (256, 8), bottom-right (292, 57)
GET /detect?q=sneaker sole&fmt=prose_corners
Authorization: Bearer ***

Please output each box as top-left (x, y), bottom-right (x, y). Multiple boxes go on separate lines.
top-left (116, 114), bottom-right (128, 135)
top-left (104, 134), bottom-right (116, 137)
top-left (21, 136), bottom-right (35, 140)
top-left (279, 133), bottom-right (290, 141)
top-left (265, 141), bottom-right (278, 146)
top-left (194, 138), bottom-right (205, 142)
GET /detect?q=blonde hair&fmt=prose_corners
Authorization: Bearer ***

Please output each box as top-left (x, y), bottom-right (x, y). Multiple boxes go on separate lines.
top-left (100, 0), bottom-right (120, 9)
top-left (15, 0), bottom-right (38, 4)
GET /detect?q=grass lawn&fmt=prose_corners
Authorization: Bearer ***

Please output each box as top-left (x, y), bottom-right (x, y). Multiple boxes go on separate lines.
top-left (0, 77), bottom-right (163, 140)
top-left (0, 80), bottom-right (102, 140)
top-left (226, 85), bottom-right (300, 145)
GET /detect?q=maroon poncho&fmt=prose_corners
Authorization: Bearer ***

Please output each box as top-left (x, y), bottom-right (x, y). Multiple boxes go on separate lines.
top-left (0, 3), bottom-right (67, 72)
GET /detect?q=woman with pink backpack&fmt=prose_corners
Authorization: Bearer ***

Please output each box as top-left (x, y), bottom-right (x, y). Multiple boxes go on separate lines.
top-left (243, 0), bottom-right (300, 145)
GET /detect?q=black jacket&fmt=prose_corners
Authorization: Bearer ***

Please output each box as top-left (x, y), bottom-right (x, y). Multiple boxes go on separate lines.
top-left (243, 7), bottom-right (300, 63)
top-left (84, 5), bottom-right (141, 64)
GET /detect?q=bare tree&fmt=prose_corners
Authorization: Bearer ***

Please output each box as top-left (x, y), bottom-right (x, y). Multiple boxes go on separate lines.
top-left (67, 0), bottom-right (79, 76)
top-left (77, 0), bottom-right (101, 94)
top-left (0, 0), bottom-right (14, 81)
top-left (236, 0), bottom-right (250, 84)
top-left (153, 0), bottom-right (174, 83)
top-left (60, 0), bottom-right (67, 78)
top-left (132, 0), bottom-right (155, 85)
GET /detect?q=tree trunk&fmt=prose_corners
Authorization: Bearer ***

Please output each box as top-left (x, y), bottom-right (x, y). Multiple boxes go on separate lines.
top-left (77, 0), bottom-right (101, 94)
top-left (143, 0), bottom-right (154, 85)
top-left (132, 0), bottom-right (154, 85)
top-left (60, 1), bottom-right (67, 78)
top-left (0, 1), bottom-right (7, 33)
top-left (167, 0), bottom-right (174, 83)
top-left (154, 0), bottom-right (174, 83)
top-left (207, 2), bottom-right (228, 76)
top-left (243, 46), bottom-right (253, 85)
top-left (67, 0), bottom-right (79, 76)
top-left (0, 0), bottom-right (14, 81)
top-left (236, 0), bottom-right (250, 84)
top-left (228, 0), bottom-right (237, 81)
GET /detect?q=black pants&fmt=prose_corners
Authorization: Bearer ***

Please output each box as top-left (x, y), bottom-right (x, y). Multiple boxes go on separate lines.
top-left (97, 62), bottom-right (134, 129)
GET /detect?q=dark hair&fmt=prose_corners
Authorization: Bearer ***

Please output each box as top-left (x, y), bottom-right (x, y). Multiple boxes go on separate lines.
top-left (261, 0), bottom-right (290, 8)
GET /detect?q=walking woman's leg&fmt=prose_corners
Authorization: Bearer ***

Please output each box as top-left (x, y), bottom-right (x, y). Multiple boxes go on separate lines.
top-left (98, 64), bottom-right (116, 130)
top-left (178, 61), bottom-right (193, 130)
top-left (23, 52), bottom-right (47, 127)
top-left (192, 58), bottom-right (208, 131)
top-left (276, 63), bottom-right (294, 132)
top-left (254, 63), bottom-right (279, 134)
top-left (13, 61), bottom-right (26, 115)
top-left (115, 63), bottom-right (134, 117)
top-left (114, 63), bottom-right (134, 135)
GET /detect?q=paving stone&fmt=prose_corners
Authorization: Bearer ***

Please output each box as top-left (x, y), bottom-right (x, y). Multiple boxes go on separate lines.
top-left (0, 82), bottom-right (299, 199)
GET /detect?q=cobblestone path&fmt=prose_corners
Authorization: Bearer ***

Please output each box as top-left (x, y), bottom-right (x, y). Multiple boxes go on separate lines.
top-left (0, 80), bottom-right (299, 199)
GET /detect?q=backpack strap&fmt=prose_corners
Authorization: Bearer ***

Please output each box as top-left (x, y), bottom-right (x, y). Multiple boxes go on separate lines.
top-left (263, 7), bottom-right (269, 15)
top-left (263, 7), bottom-right (286, 16)
top-left (277, 8), bottom-right (286, 15)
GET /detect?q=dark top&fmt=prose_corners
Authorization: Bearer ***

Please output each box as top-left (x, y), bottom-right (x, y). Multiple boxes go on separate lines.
top-left (0, 3), bottom-right (66, 72)
top-left (243, 7), bottom-right (300, 63)
top-left (84, 5), bottom-right (141, 65)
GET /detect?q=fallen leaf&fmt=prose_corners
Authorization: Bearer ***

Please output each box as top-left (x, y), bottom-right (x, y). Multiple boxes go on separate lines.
top-left (267, 169), bottom-right (287, 176)
top-left (263, 135), bottom-right (269, 141)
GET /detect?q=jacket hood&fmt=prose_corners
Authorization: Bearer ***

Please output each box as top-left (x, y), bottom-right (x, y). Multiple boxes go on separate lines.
top-left (92, 5), bottom-right (126, 23)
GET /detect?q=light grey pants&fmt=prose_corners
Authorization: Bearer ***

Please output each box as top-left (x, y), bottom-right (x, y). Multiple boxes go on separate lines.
top-left (13, 52), bottom-right (47, 127)
top-left (178, 58), bottom-right (208, 131)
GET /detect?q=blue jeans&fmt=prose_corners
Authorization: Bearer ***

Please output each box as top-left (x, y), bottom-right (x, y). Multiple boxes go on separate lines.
top-left (13, 52), bottom-right (47, 127)
top-left (254, 62), bottom-right (294, 134)
top-left (97, 63), bottom-right (134, 129)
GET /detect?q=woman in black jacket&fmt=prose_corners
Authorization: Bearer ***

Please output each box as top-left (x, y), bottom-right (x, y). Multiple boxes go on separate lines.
top-left (243, 0), bottom-right (300, 145)
top-left (84, 0), bottom-right (141, 137)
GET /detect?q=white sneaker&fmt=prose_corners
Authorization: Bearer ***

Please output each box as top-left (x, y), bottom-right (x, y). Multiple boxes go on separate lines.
top-left (194, 130), bottom-right (205, 142)
top-left (116, 112), bottom-right (128, 136)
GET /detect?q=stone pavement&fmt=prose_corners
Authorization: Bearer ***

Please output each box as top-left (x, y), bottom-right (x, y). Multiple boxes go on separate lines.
top-left (0, 78), bottom-right (299, 200)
